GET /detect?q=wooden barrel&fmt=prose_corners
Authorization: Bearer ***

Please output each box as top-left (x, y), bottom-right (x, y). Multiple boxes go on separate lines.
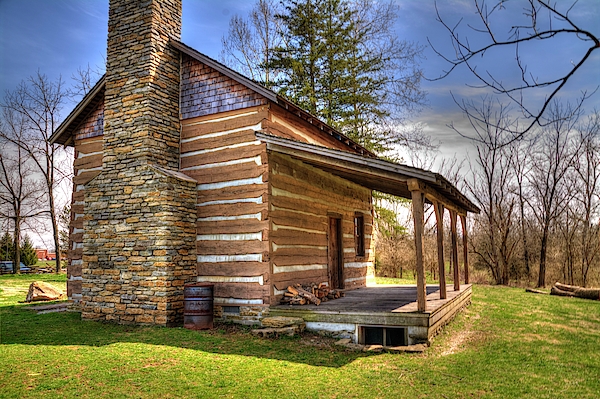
top-left (184, 283), bottom-right (214, 330)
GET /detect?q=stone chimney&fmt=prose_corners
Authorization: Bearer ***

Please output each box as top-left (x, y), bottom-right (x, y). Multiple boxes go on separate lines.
top-left (81, 0), bottom-right (198, 326)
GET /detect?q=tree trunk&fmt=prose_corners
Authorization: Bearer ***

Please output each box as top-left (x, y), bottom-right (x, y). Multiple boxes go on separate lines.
top-left (12, 218), bottom-right (20, 274)
top-left (518, 190), bottom-right (530, 280)
top-left (537, 225), bottom-right (549, 287)
top-left (49, 195), bottom-right (61, 273)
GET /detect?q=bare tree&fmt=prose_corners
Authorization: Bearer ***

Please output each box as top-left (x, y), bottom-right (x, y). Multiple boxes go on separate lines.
top-left (69, 63), bottom-right (105, 99)
top-left (0, 72), bottom-right (69, 273)
top-left (431, 0), bottom-right (599, 140)
top-left (572, 111), bottom-right (600, 286)
top-left (458, 98), bottom-right (517, 284)
top-left (220, 0), bottom-right (284, 87)
top-left (527, 102), bottom-right (582, 287)
top-left (0, 114), bottom-right (46, 272)
top-left (509, 135), bottom-right (535, 280)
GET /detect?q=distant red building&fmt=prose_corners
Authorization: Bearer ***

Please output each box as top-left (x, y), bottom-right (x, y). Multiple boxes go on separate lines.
top-left (35, 249), bottom-right (56, 260)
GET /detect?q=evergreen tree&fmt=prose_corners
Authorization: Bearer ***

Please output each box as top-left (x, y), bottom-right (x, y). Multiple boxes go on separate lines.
top-left (222, 0), bottom-right (426, 153)
top-left (20, 234), bottom-right (37, 267)
top-left (0, 232), bottom-right (13, 261)
top-left (270, 0), bottom-right (358, 124)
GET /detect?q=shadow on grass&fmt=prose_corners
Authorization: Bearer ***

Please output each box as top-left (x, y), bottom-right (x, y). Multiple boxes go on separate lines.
top-left (0, 303), bottom-right (375, 368)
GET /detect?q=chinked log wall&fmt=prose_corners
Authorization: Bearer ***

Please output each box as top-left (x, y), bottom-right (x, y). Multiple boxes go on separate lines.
top-left (268, 153), bottom-right (374, 299)
top-left (67, 101), bottom-right (104, 306)
top-left (180, 107), bottom-right (271, 308)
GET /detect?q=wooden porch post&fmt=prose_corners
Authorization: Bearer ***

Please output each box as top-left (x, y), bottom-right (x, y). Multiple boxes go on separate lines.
top-left (434, 202), bottom-right (447, 299)
top-left (408, 180), bottom-right (427, 312)
top-left (450, 210), bottom-right (460, 291)
top-left (460, 215), bottom-right (469, 284)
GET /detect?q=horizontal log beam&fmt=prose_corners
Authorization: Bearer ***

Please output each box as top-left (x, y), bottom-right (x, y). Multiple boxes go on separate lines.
top-left (407, 178), bottom-right (467, 217)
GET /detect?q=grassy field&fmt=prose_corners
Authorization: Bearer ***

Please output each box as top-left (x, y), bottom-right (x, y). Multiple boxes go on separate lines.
top-left (1, 274), bottom-right (599, 398)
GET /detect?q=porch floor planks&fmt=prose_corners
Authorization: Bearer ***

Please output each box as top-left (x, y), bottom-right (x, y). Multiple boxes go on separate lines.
top-left (273, 284), bottom-right (468, 314)
top-left (270, 284), bottom-right (472, 329)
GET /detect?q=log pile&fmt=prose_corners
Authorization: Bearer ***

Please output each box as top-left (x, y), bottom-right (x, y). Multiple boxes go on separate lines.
top-left (280, 283), bottom-right (345, 306)
top-left (550, 282), bottom-right (600, 300)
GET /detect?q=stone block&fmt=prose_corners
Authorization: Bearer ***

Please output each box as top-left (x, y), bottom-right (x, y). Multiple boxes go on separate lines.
top-left (135, 314), bottom-right (155, 324)
top-left (261, 316), bottom-right (306, 329)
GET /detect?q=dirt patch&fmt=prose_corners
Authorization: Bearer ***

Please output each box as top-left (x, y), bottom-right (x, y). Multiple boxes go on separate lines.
top-left (438, 312), bottom-right (485, 356)
top-left (210, 322), bottom-right (337, 348)
top-left (440, 328), bottom-right (476, 356)
top-left (533, 321), bottom-right (579, 333)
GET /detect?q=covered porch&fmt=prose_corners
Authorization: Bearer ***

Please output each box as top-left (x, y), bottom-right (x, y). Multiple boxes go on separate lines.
top-left (258, 133), bottom-right (480, 344)
top-left (271, 284), bottom-right (473, 345)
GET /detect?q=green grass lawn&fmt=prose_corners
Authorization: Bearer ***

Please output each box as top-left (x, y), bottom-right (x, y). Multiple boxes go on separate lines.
top-left (1, 275), bottom-right (599, 398)
top-left (375, 275), bottom-right (441, 285)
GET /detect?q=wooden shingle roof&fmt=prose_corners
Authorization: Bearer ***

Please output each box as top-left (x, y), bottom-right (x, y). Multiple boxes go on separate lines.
top-left (52, 40), bottom-right (374, 158)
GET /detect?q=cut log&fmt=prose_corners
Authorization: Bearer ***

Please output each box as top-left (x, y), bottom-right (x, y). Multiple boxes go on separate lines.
top-left (287, 285), bottom-right (299, 296)
top-left (551, 282), bottom-right (600, 300)
top-left (550, 286), bottom-right (575, 297)
top-left (289, 297), bottom-right (306, 305)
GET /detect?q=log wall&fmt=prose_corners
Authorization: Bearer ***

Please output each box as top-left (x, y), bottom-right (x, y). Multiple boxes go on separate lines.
top-left (68, 134), bottom-right (103, 306)
top-left (263, 105), bottom-right (354, 152)
top-left (66, 55), bottom-right (375, 312)
top-left (268, 152), bottom-right (374, 300)
top-left (181, 106), bottom-right (271, 306)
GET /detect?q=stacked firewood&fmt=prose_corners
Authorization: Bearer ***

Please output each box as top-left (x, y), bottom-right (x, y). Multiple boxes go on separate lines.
top-left (280, 283), bottom-right (345, 306)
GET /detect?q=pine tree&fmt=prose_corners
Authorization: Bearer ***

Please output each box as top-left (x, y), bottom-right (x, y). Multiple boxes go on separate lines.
top-left (270, 0), bottom-right (356, 123)
top-left (222, 0), bottom-right (426, 153)
top-left (0, 232), bottom-right (13, 261)
top-left (20, 234), bottom-right (37, 267)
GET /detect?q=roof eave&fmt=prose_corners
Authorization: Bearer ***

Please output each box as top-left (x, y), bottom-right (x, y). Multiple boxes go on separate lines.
top-left (49, 75), bottom-right (106, 146)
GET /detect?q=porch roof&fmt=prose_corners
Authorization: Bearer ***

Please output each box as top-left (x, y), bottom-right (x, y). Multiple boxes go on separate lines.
top-left (256, 132), bottom-right (480, 215)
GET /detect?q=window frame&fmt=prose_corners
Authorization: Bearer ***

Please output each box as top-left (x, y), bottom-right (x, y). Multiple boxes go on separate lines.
top-left (354, 213), bottom-right (366, 258)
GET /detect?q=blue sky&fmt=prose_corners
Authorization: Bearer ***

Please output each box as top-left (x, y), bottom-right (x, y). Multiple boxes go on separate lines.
top-left (0, 0), bottom-right (599, 161)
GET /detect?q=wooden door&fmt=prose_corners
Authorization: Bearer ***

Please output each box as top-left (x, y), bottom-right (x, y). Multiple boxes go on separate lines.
top-left (328, 217), bottom-right (344, 289)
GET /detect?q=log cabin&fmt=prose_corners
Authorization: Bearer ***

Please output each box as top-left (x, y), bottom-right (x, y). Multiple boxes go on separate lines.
top-left (50, 0), bottom-right (479, 337)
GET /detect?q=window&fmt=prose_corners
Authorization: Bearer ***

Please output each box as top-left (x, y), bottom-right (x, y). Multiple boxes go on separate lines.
top-left (354, 214), bottom-right (365, 257)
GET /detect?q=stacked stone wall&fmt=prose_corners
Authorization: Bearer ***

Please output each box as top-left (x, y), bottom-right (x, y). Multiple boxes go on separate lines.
top-left (103, 0), bottom-right (182, 170)
top-left (83, 165), bottom-right (197, 325)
